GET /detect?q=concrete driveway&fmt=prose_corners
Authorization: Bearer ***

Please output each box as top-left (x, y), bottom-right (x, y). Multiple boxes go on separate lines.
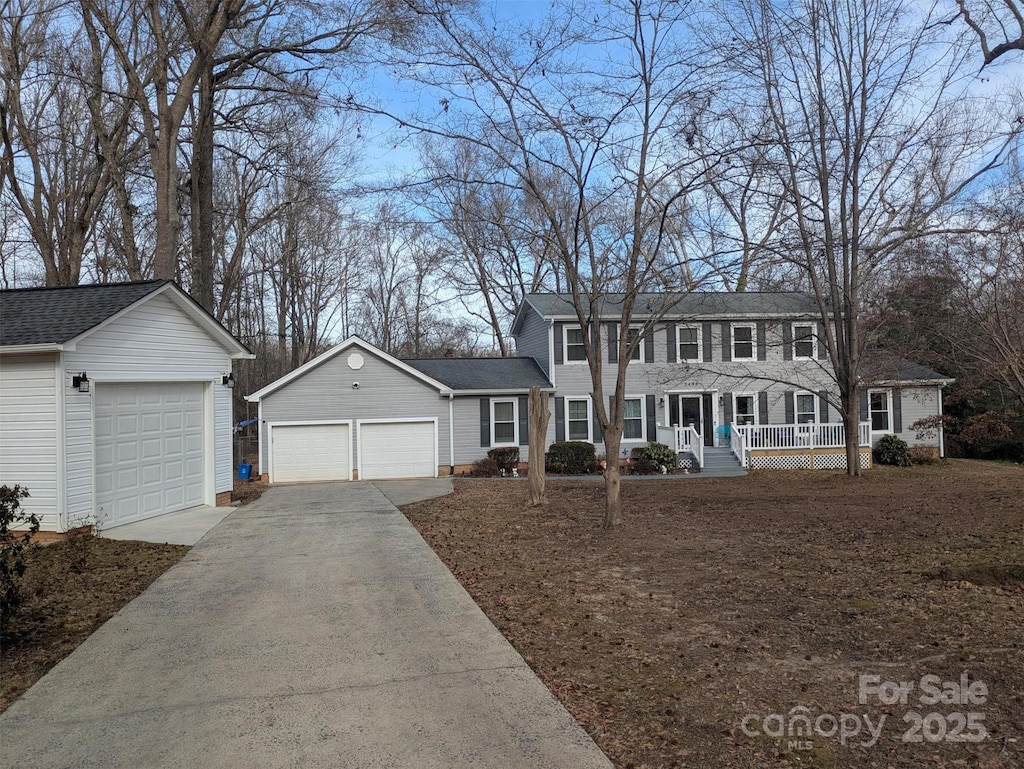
top-left (0, 482), bottom-right (611, 769)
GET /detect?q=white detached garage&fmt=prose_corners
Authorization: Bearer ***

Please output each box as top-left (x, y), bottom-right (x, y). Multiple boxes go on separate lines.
top-left (0, 281), bottom-right (252, 533)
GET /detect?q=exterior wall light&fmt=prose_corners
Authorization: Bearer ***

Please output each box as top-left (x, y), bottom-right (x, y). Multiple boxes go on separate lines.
top-left (222, 373), bottom-right (235, 388)
top-left (72, 373), bottom-right (90, 393)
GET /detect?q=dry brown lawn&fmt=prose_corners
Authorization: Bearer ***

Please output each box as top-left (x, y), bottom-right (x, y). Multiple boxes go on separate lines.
top-left (404, 461), bottom-right (1024, 769)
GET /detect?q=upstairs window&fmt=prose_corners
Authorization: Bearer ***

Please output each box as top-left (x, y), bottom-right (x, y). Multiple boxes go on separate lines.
top-left (678, 326), bottom-right (700, 360)
top-left (625, 326), bottom-right (643, 361)
top-left (733, 325), bottom-right (754, 360)
top-left (794, 324), bottom-right (814, 359)
top-left (565, 327), bottom-right (586, 362)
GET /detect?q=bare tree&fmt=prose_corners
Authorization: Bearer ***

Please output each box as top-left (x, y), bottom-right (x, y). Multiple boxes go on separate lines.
top-left (717, 0), bottom-right (1022, 474)
top-left (367, 0), bottom-right (715, 526)
top-left (955, 0), bottom-right (1024, 64)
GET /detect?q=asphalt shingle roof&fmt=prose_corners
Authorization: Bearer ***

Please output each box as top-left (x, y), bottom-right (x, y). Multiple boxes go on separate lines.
top-left (404, 357), bottom-right (552, 390)
top-left (523, 291), bottom-right (823, 318)
top-left (860, 352), bottom-right (953, 383)
top-left (0, 280), bottom-right (170, 346)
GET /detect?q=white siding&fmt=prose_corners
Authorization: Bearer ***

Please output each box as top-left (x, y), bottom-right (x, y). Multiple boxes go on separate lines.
top-left (0, 354), bottom-right (60, 531)
top-left (896, 386), bottom-right (943, 447)
top-left (63, 292), bottom-right (235, 504)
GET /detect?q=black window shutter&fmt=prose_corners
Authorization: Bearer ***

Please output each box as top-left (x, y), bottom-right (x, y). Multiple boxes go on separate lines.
top-left (817, 322), bottom-right (829, 359)
top-left (644, 330), bottom-right (655, 363)
top-left (721, 322), bottom-right (732, 362)
top-left (592, 400), bottom-right (602, 444)
top-left (480, 398), bottom-right (490, 447)
top-left (702, 323), bottom-right (713, 362)
top-left (782, 324), bottom-right (793, 361)
top-left (555, 396), bottom-right (565, 441)
top-left (859, 390), bottom-right (869, 421)
top-left (758, 392), bottom-right (769, 424)
top-left (756, 321), bottom-right (767, 361)
top-left (518, 395), bottom-right (528, 446)
top-left (818, 390), bottom-right (829, 422)
top-left (784, 391), bottom-right (795, 423)
top-left (723, 392), bottom-right (734, 424)
top-left (666, 324), bottom-right (677, 363)
top-left (645, 394), bottom-right (656, 441)
top-left (608, 323), bottom-right (618, 364)
top-left (893, 390), bottom-right (903, 433)
top-left (554, 322), bottom-right (564, 364)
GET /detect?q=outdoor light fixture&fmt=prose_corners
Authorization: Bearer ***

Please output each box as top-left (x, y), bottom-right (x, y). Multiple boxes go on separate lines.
top-left (72, 373), bottom-right (90, 393)
top-left (222, 373), bottom-right (235, 388)
top-left (352, 382), bottom-right (360, 390)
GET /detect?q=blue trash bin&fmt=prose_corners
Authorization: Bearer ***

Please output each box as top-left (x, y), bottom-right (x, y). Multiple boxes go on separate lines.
top-left (238, 462), bottom-right (252, 480)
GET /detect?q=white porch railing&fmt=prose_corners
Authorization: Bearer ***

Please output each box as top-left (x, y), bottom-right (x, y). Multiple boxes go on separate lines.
top-left (729, 422), bottom-right (872, 467)
top-left (656, 425), bottom-right (704, 468)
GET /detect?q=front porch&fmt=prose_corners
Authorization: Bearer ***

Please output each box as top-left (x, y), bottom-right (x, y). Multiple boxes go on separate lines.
top-left (657, 422), bottom-right (873, 471)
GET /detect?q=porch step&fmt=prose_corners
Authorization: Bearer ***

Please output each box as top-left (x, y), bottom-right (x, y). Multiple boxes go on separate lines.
top-left (694, 447), bottom-right (747, 477)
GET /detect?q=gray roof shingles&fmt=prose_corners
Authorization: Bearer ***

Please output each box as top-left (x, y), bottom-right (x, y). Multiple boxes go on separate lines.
top-left (404, 357), bottom-right (552, 390)
top-left (0, 280), bottom-right (169, 346)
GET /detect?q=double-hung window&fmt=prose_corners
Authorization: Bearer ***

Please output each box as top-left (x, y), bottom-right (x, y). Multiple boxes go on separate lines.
top-left (492, 399), bottom-right (518, 445)
top-left (567, 398), bottom-right (592, 441)
top-left (869, 390), bottom-right (891, 432)
top-left (794, 324), bottom-right (814, 359)
top-left (795, 392), bottom-right (816, 424)
top-left (733, 325), bottom-right (754, 360)
top-left (565, 327), bottom-right (586, 362)
top-left (623, 397), bottom-right (644, 440)
top-left (678, 325), bottom-right (699, 360)
top-left (625, 326), bottom-right (643, 362)
top-left (735, 394), bottom-right (756, 425)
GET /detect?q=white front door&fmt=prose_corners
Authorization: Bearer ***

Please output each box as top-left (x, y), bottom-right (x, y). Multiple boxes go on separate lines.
top-left (95, 382), bottom-right (205, 527)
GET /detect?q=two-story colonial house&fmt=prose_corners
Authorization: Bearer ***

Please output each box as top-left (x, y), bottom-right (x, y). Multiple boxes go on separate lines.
top-left (247, 291), bottom-right (951, 481)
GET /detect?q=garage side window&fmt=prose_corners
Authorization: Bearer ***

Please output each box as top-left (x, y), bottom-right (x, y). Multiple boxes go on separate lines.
top-left (491, 399), bottom-right (518, 446)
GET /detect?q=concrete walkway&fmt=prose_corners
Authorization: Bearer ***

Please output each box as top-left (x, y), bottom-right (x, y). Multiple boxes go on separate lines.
top-left (100, 504), bottom-right (237, 545)
top-left (0, 482), bottom-right (611, 769)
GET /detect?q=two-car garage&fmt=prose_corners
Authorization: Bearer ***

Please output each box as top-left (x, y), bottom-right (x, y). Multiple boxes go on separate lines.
top-left (268, 420), bottom-right (437, 483)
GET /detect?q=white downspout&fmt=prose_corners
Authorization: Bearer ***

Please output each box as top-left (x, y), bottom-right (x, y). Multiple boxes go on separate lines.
top-left (938, 385), bottom-right (945, 459)
top-left (448, 393), bottom-right (455, 475)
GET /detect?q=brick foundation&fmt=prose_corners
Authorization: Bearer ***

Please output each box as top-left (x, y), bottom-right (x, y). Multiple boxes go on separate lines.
top-left (11, 529), bottom-right (67, 543)
top-left (215, 491), bottom-right (232, 506)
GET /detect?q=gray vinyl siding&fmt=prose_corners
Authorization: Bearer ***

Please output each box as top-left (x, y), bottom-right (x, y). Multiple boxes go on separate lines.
top-left (259, 349), bottom-right (451, 471)
top-left (63, 292), bottom-right (236, 497)
top-left (0, 354), bottom-right (60, 531)
top-left (889, 385), bottom-right (943, 447)
top-left (513, 307), bottom-right (551, 377)
top-left (451, 396), bottom-right (538, 465)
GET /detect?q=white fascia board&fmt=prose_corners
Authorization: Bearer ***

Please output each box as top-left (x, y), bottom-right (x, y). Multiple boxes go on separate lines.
top-left (543, 312), bottom-right (826, 321)
top-left (246, 336), bottom-right (453, 402)
top-left (0, 343), bottom-right (71, 354)
top-left (450, 387), bottom-right (554, 396)
top-left (869, 378), bottom-right (955, 387)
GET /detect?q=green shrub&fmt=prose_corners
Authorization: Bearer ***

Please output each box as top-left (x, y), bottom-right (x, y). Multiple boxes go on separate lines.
top-left (638, 441), bottom-right (676, 467)
top-left (1, 485), bottom-right (39, 630)
top-left (487, 447), bottom-right (520, 474)
top-left (873, 434), bottom-right (912, 467)
top-left (545, 441), bottom-right (599, 475)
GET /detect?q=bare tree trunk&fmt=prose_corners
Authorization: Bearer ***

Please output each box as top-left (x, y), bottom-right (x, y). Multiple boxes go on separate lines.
top-left (527, 387), bottom-right (549, 506)
top-left (190, 59), bottom-right (215, 309)
top-left (602, 422), bottom-right (623, 528)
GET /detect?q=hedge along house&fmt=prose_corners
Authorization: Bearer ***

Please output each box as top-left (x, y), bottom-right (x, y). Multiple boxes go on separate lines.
top-left (245, 336), bottom-right (552, 482)
top-left (0, 281), bottom-right (252, 534)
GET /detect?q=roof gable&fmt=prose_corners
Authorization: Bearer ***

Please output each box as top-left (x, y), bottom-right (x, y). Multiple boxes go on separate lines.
top-left (0, 280), bottom-right (251, 358)
top-left (246, 337), bottom-right (453, 401)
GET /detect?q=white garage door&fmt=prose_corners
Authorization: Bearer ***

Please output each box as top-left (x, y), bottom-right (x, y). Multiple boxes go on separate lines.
top-left (271, 423), bottom-right (350, 483)
top-left (95, 383), bottom-right (205, 527)
top-left (359, 421), bottom-right (436, 480)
